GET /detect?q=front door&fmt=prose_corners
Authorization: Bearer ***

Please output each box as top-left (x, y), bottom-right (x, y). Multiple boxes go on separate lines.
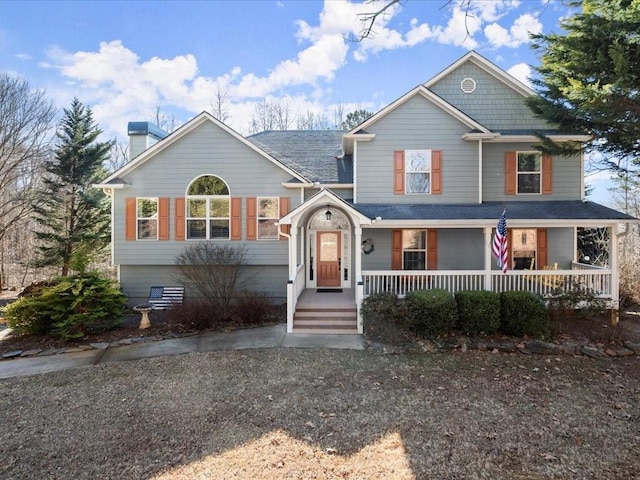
top-left (317, 231), bottom-right (341, 287)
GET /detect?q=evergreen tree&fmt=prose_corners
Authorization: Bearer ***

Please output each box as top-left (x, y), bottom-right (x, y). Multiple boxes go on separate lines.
top-left (34, 98), bottom-right (112, 276)
top-left (342, 109), bottom-right (374, 131)
top-left (527, 0), bottom-right (640, 169)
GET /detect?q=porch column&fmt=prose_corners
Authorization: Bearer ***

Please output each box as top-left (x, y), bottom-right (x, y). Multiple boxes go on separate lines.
top-left (290, 230), bottom-right (298, 279)
top-left (355, 226), bottom-right (364, 334)
top-left (610, 225), bottom-right (619, 322)
top-left (483, 227), bottom-right (492, 291)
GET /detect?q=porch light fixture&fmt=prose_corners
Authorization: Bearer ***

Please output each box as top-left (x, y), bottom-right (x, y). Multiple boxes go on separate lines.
top-left (325, 207), bottom-right (332, 221)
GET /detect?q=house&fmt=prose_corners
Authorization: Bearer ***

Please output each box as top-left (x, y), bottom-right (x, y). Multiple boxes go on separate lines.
top-left (96, 51), bottom-right (636, 334)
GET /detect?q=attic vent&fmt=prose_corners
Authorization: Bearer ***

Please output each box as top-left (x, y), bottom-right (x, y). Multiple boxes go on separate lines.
top-left (461, 77), bottom-right (476, 94)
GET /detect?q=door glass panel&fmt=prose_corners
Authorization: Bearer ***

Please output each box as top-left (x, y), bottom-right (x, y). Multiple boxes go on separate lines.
top-left (320, 233), bottom-right (338, 261)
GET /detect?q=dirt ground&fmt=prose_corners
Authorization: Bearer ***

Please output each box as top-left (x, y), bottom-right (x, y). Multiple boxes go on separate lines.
top-left (0, 348), bottom-right (638, 479)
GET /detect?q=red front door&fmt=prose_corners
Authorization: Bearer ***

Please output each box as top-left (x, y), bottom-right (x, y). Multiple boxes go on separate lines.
top-left (317, 231), bottom-right (341, 287)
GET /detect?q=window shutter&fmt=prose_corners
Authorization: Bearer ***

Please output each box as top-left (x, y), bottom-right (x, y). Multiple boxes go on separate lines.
top-left (431, 150), bottom-right (442, 194)
top-left (392, 230), bottom-right (402, 270)
top-left (537, 228), bottom-right (548, 267)
top-left (279, 196), bottom-right (290, 240)
top-left (158, 197), bottom-right (169, 240)
top-left (125, 198), bottom-right (136, 241)
top-left (175, 198), bottom-right (185, 241)
top-left (393, 151), bottom-right (405, 194)
top-left (246, 197), bottom-right (257, 240)
top-left (505, 151), bottom-right (516, 195)
top-left (542, 155), bottom-right (553, 194)
top-left (427, 229), bottom-right (438, 269)
top-left (230, 197), bottom-right (242, 240)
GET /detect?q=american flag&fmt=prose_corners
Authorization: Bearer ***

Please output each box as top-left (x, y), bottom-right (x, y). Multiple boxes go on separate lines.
top-left (492, 210), bottom-right (508, 273)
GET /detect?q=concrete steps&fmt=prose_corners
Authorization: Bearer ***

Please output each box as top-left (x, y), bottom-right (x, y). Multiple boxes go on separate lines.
top-left (293, 306), bottom-right (358, 334)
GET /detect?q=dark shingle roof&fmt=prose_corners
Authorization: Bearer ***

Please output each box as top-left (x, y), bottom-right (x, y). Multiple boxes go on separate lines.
top-left (247, 130), bottom-right (351, 183)
top-left (351, 201), bottom-right (636, 222)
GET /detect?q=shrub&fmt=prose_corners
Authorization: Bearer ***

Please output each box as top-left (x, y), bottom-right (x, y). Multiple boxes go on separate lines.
top-left (2, 273), bottom-right (125, 339)
top-left (546, 282), bottom-right (607, 320)
top-left (455, 290), bottom-right (501, 335)
top-left (500, 291), bottom-right (550, 338)
top-left (166, 300), bottom-right (224, 331)
top-left (405, 289), bottom-right (457, 338)
top-left (231, 292), bottom-right (280, 326)
top-left (361, 292), bottom-right (411, 345)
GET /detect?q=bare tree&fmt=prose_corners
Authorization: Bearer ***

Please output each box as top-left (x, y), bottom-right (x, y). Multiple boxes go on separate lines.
top-left (249, 99), bottom-right (294, 133)
top-left (105, 139), bottom-right (129, 173)
top-left (209, 84), bottom-right (231, 124)
top-left (152, 103), bottom-right (176, 133)
top-left (296, 111), bottom-right (332, 130)
top-left (0, 74), bottom-right (56, 244)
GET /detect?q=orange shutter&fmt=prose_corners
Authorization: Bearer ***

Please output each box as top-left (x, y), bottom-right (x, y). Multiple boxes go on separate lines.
top-left (158, 198), bottom-right (169, 240)
top-left (246, 197), bottom-right (257, 240)
top-left (392, 230), bottom-right (403, 270)
top-left (427, 229), bottom-right (438, 270)
top-left (279, 196), bottom-right (290, 240)
top-left (175, 198), bottom-right (185, 241)
top-left (505, 151), bottom-right (517, 195)
top-left (393, 151), bottom-right (405, 194)
top-left (125, 198), bottom-right (136, 241)
top-left (230, 197), bottom-right (242, 240)
top-left (542, 155), bottom-right (553, 194)
top-left (537, 229), bottom-right (548, 267)
top-left (431, 150), bottom-right (442, 194)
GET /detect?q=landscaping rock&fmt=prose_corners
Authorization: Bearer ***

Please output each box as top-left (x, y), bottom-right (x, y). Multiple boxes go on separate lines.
top-left (614, 347), bottom-right (635, 357)
top-left (581, 346), bottom-right (607, 358)
top-left (623, 341), bottom-right (640, 354)
top-left (563, 342), bottom-right (579, 355)
top-left (485, 341), bottom-right (517, 353)
top-left (2, 350), bottom-right (22, 359)
top-left (524, 340), bottom-right (564, 355)
top-left (20, 349), bottom-right (43, 357)
top-left (89, 342), bottom-right (110, 350)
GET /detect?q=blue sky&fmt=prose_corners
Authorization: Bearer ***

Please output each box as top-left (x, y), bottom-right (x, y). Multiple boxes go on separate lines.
top-left (0, 0), bottom-right (613, 203)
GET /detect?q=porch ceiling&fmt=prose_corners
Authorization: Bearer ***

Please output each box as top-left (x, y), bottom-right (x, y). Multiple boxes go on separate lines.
top-left (351, 200), bottom-right (637, 225)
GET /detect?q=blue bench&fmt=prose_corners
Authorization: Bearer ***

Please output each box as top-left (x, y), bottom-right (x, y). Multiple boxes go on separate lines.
top-left (148, 286), bottom-right (185, 310)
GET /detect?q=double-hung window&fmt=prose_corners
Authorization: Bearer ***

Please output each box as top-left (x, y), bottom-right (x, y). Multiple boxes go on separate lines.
top-left (186, 175), bottom-right (230, 240)
top-left (137, 198), bottom-right (158, 240)
top-left (405, 150), bottom-right (431, 194)
top-left (517, 152), bottom-right (542, 194)
top-left (257, 197), bottom-right (279, 239)
top-left (402, 230), bottom-right (427, 270)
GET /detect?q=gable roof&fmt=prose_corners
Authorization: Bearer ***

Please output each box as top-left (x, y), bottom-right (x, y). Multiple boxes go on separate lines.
top-left (96, 112), bottom-right (309, 188)
top-left (424, 50), bottom-right (535, 97)
top-left (247, 130), bottom-right (352, 184)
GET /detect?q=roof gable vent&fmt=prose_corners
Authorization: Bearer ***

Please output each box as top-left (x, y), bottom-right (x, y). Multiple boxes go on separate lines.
top-left (461, 77), bottom-right (476, 94)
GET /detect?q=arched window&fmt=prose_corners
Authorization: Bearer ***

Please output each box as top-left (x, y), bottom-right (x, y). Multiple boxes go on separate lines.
top-left (186, 175), bottom-right (230, 239)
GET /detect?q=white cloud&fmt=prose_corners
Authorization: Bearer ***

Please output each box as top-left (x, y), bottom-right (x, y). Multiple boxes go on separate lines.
top-left (485, 13), bottom-right (542, 48)
top-left (507, 62), bottom-right (532, 87)
top-left (14, 53), bottom-right (32, 60)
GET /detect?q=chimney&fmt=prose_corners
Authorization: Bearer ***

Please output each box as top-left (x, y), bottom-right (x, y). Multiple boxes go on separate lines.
top-left (127, 122), bottom-right (168, 159)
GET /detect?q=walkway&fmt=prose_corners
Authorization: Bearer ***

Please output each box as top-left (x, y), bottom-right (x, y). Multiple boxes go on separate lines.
top-left (0, 324), bottom-right (366, 380)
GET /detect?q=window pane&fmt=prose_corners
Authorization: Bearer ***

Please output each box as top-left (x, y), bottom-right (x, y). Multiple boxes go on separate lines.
top-left (210, 220), bottom-right (229, 239)
top-left (188, 199), bottom-right (206, 217)
top-left (209, 198), bottom-right (230, 218)
top-left (517, 153), bottom-right (540, 172)
top-left (403, 252), bottom-right (426, 270)
top-left (518, 173), bottom-right (541, 193)
top-left (402, 230), bottom-right (426, 250)
top-left (406, 173), bottom-right (430, 193)
top-left (137, 199), bottom-right (157, 218)
top-left (405, 150), bottom-right (431, 172)
top-left (187, 220), bottom-right (206, 239)
top-left (137, 219), bottom-right (157, 239)
top-left (258, 219), bottom-right (278, 239)
top-left (188, 175), bottom-right (229, 195)
top-left (512, 228), bottom-right (537, 270)
top-left (258, 198), bottom-right (278, 218)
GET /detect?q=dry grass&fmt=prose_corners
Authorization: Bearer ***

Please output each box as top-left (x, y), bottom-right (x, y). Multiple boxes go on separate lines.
top-left (1, 349), bottom-right (638, 479)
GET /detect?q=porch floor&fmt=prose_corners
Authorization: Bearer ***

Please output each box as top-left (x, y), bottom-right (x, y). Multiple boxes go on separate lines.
top-left (296, 288), bottom-right (356, 308)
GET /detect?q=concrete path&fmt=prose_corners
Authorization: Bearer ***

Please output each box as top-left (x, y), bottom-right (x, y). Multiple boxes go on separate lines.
top-left (0, 324), bottom-right (366, 380)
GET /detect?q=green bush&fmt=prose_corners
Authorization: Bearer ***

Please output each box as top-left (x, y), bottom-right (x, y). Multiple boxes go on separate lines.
top-left (455, 290), bottom-right (501, 335)
top-left (361, 292), bottom-right (411, 345)
top-left (405, 289), bottom-right (457, 338)
top-left (500, 291), bottom-right (550, 338)
top-left (3, 273), bottom-right (125, 339)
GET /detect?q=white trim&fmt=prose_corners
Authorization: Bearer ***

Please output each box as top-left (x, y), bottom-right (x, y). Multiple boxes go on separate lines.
top-left (515, 151), bottom-right (542, 195)
top-left (478, 139), bottom-right (483, 204)
top-left (135, 197), bottom-right (159, 241)
top-left (256, 196), bottom-right (280, 240)
top-left (461, 77), bottom-right (476, 93)
top-left (366, 219), bottom-right (628, 229)
top-left (99, 112), bottom-right (310, 186)
top-left (484, 134), bottom-right (592, 143)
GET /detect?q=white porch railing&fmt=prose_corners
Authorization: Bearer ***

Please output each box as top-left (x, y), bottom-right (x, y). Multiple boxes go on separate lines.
top-left (286, 263), bottom-right (306, 332)
top-left (362, 268), bottom-right (612, 299)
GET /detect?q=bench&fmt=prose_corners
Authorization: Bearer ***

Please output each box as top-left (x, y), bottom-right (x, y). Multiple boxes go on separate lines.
top-left (148, 286), bottom-right (185, 310)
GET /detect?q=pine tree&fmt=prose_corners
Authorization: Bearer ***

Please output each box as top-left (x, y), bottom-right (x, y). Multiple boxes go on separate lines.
top-left (34, 98), bottom-right (112, 276)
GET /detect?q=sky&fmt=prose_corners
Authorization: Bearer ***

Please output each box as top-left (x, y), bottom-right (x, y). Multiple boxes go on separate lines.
top-left (0, 0), bottom-right (613, 203)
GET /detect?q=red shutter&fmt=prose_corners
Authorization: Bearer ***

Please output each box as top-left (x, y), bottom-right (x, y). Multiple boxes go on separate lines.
top-left (542, 155), bottom-right (553, 194)
top-left (427, 229), bottom-right (438, 270)
top-left (431, 150), bottom-right (442, 194)
top-left (230, 197), bottom-right (242, 240)
top-left (125, 198), bottom-right (136, 241)
top-left (393, 151), bottom-right (405, 194)
top-left (246, 197), bottom-right (257, 240)
top-left (279, 196), bottom-right (290, 240)
top-left (175, 198), bottom-right (185, 241)
top-left (505, 151), bottom-right (516, 195)
top-left (158, 198), bottom-right (169, 240)
top-left (392, 230), bottom-right (402, 270)
top-left (537, 229), bottom-right (548, 267)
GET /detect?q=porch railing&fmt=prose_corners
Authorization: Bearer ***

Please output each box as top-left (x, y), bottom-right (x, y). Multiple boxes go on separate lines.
top-left (286, 263), bottom-right (306, 332)
top-left (362, 267), bottom-right (612, 299)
